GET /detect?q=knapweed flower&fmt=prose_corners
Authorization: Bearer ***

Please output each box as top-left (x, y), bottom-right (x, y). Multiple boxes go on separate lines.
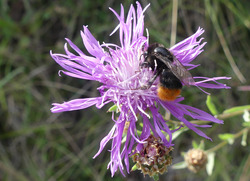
top-left (50, 2), bottom-right (230, 177)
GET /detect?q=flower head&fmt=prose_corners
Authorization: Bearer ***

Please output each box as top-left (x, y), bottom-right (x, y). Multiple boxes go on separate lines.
top-left (132, 135), bottom-right (173, 177)
top-left (50, 2), bottom-right (230, 176)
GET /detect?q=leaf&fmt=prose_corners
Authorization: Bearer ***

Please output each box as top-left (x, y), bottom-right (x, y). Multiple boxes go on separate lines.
top-left (206, 152), bottom-right (215, 176)
top-left (191, 140), bottom-right (205, 150)
top-left (0, 67), bottom-right (24, 88)
top-left (198, 140), bottom-right (205, 150)
top-left (218, 133), bottom-right (235, 144)
top-left (0, 123), bottom-right (64, 139)
top-left (243, 110), bottom-right (250, 122)
top-left (192, 141), bottom-right (199, 149)
top-left (223, 105), bottom-right (250, 114)
top-left (171, 161), bottom-right (187, 169)
top-left (218, 133), bottom-right (234, 140)
top-left (206, 95), bottom-right (219, 115)
top-left (131, 164), bottom-right (138, 171)
top-left (139, 122), bottom-right (143, 128)
top-left (172, 127), bottom-right (188, 141)
top-left (107, 104), bottom-right (118, 112)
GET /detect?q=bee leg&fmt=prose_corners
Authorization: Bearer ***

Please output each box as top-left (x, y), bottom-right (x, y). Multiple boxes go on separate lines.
top-left (141, 71), bottom-right (160, 90)
top-left (139, 53), bottom-right (147, 61)
top-left (140, 61), bottom-right (150, 68)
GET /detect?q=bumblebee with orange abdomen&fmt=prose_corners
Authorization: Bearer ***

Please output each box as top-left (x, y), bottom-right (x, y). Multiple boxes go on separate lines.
top-left (141, 43), bottom-right (195, 101)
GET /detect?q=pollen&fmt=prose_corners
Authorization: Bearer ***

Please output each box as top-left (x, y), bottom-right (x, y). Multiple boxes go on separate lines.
top-left (157, 86), bottom-right (181, 101)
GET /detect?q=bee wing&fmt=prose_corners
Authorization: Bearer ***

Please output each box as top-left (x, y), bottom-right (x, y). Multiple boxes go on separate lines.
top-left (155, 54), bottom-right (195, 86)
top-left (171, 57), bottom-right (195, 86)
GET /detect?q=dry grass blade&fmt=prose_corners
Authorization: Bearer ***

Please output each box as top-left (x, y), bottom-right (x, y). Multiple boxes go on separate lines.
top-left (205, 0), bottom-right (246, 83)
top-left (170, 0), bottom-right (178, 47)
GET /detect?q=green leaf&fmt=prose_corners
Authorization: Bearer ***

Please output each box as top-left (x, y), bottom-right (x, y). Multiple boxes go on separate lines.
top-left (206, 152), bottom-right (215, 176)
top-left (198, 140), bottom-right (205, 150)
top-left (218, 133), bottom-right (235, 144)
top-left (191, 140), bottom-right (205, 150)
top-left (0, 123), bottom-right (64, 139)
top-left (107, 104), bottom-right (118, 112)
top-left (131, 164), bottom-right (138, 171)
top-left (139, 122), bottom-right (143, 128)
top-left (192, 141), bottom-right (199, 149)
top-left (137, 130), bottom-right (142, 136)
top-left (223, 105), bottom-right (250, 114)
top-left (206, 95), bottom-right (219, 115)
top-left (171, 161), bottom-right (187, 169)
top-left (172, 127), bottom-right (188, 141)
top-left (0, 67), bottom-right (24, 88)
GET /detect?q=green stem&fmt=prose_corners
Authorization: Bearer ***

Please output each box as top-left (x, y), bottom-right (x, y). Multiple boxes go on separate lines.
top-left (206, 127), bottom-right (249, 153)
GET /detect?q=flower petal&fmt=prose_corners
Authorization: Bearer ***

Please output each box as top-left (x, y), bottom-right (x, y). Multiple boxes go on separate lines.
top-left (51, 97), bottom-right (103, 113)
top-left (159, 100), bottom-right (222, 140)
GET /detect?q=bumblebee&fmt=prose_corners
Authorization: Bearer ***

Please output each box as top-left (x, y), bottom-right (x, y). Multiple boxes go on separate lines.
top-left (141, 43), bottom-right (195, 101)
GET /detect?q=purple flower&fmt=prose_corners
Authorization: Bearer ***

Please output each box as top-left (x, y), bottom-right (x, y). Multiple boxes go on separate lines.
top-left (50, 2), bottom-right (230, 176)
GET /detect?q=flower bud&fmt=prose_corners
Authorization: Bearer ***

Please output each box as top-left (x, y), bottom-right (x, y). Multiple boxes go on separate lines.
top-left (184, 149), bottom-right (207, 173)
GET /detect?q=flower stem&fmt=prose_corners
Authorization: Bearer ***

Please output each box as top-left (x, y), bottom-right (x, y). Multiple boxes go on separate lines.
top-left (206, 127), bottom-right (249, 153)
top-left (216, 108), bottom-right (250, 120)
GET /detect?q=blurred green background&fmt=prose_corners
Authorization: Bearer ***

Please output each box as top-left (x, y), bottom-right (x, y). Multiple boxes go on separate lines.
top-left (0, 0), bottom-right (249, 180)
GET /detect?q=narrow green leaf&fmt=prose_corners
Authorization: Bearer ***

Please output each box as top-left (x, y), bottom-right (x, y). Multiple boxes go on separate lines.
top-left (192, 141), bottom-right (199, 149)
top-left (107, 104), bottom-right (118, 112)
top-left (218, 133), bottom-right (235, 144)
top-left (198, 140), bottom-right (205, 150)
top-left (206, 95), bottom-right (219, 115)
top-left (0, 123), bottom-right (64, 139)
top-left (0, 67), bottom-right (24, 88)
top-left (223, 105), bottom-right (250, 114)
top-left (137, 130), bottom-right (142, 135)
top-left (172, 127), bottom-right (188, 141)
top-left (206, 152), bottom-right (215, 176)
top-left (131, 164), bottom-right (138, 171)
top-left (171, 161), bottom-right (187, 169)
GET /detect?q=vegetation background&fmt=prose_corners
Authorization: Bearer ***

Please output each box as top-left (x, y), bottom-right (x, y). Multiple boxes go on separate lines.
top-left (0, 0), bottom-right (249, 180)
